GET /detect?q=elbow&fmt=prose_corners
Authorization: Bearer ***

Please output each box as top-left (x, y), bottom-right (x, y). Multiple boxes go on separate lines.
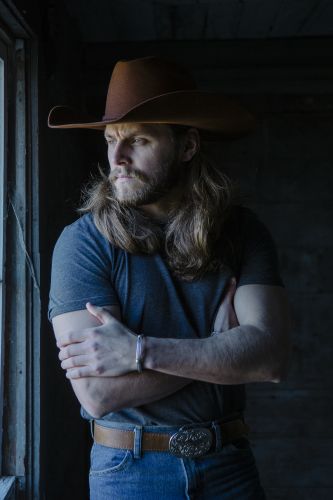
top-left (87, 409), bottom-right (104, 419)
top-left (269, 371), bottom-right (284, 384)
top-left (81, 387), bottom-right (122, 418)
top-left (82, 401), bottom-right (117, 419)
top-left (264, 365), bottom-right (285, 384)
top-left (97, 404), bottom-right (121, 417)
top-left (81, 392), bottom-right (131, 417)
top-left (81, 392), bottom-right (120, 418)
top-left (70, 378), bottom-right (122, 418)
top-left (267, 341), bottom-right (292, 384)
top-left (81, 402), bottom-right (106, 419)
top-left (272, 359), bottom-right (290, 383)
top-left (261, 365), bottom-right (284, 384)
top-left (91, 408), bottom-right (111, 419)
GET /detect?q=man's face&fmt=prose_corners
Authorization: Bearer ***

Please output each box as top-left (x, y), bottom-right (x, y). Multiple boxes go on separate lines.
top-left (105, 123), bottom-right (182, 206)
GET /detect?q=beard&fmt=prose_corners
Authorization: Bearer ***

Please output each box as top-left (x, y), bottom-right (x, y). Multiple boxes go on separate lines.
top-left (108, 152), bottom-right (182, 207)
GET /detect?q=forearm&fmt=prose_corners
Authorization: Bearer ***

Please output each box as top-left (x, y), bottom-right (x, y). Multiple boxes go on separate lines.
top-left (144, 324), bottom-right (290, 384)
top-left (69, 370), bottom-right (191, 418)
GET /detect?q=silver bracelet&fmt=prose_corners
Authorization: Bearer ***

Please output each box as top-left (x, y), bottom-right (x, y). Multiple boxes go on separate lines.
top-left (135, 335), bottom-right (144, 373)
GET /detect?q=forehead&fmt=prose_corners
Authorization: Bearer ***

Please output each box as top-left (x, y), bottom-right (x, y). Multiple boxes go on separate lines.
top-left (104, 123), bottom-right (171, 138)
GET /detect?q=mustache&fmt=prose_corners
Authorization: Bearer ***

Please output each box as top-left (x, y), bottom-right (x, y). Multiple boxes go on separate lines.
top-left (109, 168), bottom-right (148, 183)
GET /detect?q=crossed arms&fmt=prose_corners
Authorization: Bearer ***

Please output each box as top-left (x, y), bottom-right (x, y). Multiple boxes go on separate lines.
top-left (53, 305), bottom-right (192, 418)
top-left (52, 281), bottom-right (292, 418)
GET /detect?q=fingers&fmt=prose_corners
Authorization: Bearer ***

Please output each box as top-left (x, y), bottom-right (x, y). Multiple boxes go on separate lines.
top-left (57, 330), bottom-right (87, 348)
top-left (223, 277), bottom-right (237, 304)
top-left (58, 342), bottom-right (90, 361)
top-left (65, 366), bottom-right (93, 379)
top-left (86, 302), bottom-right (115, 324)
top-left (60, 354), bottom-right (91, 370)
top-left (212, 276), bottom-right (238, 333)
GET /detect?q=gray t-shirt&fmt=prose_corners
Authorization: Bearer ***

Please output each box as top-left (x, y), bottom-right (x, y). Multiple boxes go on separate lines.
top-left (49, 206), bottom-right (283, 426)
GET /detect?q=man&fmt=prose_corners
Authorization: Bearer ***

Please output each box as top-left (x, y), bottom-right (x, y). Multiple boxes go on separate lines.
top-left (48, 56), bottom-right (291, 499)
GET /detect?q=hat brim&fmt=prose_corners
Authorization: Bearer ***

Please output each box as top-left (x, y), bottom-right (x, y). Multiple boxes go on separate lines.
top-left (48, 90), bottom-right (256, 138)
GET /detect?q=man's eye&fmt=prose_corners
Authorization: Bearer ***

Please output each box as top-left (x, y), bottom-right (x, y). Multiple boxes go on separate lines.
top-left (105, 138), bottom-right (116, 145)
top-left (132, 137), bottom-right (146, 145)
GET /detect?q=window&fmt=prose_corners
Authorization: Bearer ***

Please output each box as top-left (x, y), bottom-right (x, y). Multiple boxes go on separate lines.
top-left (0, 36), bottom-right (7, 472)
top-left (0, 35), bottom-right (15, 500)
top-left (0, 4), bottom-right (40, 498)
top-left (0, 50), bottom-right (5, 352)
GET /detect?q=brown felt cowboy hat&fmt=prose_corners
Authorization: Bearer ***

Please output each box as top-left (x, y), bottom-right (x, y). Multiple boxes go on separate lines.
top-left (48, 56), bottom-right (256, 137)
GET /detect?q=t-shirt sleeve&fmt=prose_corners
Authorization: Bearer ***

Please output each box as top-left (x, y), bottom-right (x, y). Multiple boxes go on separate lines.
top-left (48, 216), bottom-right (119, 321)
top-left (234, 207), bottom-right (284, 287)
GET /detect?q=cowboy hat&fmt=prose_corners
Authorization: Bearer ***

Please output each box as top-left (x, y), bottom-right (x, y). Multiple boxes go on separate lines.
top-left (48, 56), bottom-right (256, 137)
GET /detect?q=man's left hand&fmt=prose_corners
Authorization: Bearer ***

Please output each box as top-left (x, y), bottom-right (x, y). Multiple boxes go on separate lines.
top-left (58, 303), bottom-right (137, 379)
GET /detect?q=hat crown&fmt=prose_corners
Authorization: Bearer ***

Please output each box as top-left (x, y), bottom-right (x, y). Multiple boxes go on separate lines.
top-left (103, 56), bottom-right (197, 120)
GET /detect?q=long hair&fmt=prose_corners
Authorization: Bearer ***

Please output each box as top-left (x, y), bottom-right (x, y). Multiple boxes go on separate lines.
top-left (79, 131), bottom-right (235, 281)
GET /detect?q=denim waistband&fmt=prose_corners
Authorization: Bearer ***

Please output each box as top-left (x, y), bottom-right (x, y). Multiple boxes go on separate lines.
top-left (92, 412), bottom-right (244, 434)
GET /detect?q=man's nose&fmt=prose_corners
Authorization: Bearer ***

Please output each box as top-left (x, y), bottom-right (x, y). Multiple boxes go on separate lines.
top-left (111, 141), bottom-right (131, 166)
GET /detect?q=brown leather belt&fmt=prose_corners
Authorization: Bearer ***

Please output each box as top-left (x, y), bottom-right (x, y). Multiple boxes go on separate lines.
top-left (93, 419), bottom-right (250, 459)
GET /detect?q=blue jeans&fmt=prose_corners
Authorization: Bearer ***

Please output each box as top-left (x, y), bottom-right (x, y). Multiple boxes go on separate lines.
top-left (89, 422), bottom-right (266, 500)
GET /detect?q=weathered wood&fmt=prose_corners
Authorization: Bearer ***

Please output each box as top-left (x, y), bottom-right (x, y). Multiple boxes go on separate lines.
top-left (0, 477), bottom-right (16, 500)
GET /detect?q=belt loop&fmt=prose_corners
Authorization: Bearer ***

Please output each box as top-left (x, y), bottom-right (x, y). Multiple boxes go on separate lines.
top-left (90, 419), bottom-right (95, 440)
top-left (133, 426), bottom-right (143, 459)
top-left (212, 421), bottom-right (222, 452)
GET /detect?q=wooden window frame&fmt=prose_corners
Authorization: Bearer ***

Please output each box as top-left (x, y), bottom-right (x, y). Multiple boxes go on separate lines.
top-left (0, 1), bottom-right (40, 498)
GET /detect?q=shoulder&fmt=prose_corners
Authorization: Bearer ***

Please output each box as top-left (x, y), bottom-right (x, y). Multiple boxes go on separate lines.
top-left (56, 213), bottom-right (107, 247)
top-left (221, 205), bottom-right (259, 248)
top-left (60, 213), bottom-right (100, 239)
top-left (220, 204), bottom-right (283, 286)
top-left (224, 205), bottom-right (275, 243)
top-left (53, 213), bottom-right (114, 262)
top-left (225, 205), bottom-right (261, 227)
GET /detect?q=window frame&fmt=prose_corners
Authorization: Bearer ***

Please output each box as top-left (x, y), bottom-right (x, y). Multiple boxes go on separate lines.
top-left (0, 3), bottom-right (40, 499)
top-left (0, 33), bottom-right (8, 480)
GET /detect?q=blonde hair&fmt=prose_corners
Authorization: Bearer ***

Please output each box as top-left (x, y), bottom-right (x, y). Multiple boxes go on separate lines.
top-left (79, 130), bottom-right (235, 281)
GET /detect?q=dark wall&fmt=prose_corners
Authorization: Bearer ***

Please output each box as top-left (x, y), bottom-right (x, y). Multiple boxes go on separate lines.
top-left (11, 1), bottom-right (333, 498)
top-left (36, 3), bottom-right (92, 499)
top-left (222, 96), bottom-right (333, 499)
top-left (78, 41), bottom-right (333, 499)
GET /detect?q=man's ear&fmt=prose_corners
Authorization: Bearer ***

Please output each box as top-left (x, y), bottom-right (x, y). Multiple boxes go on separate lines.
top-left (180, 128), bottom-right (200, 162)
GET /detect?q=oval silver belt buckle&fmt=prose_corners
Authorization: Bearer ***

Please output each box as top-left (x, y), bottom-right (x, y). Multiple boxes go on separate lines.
top-left (169, 427), bottom-right (213, 458)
